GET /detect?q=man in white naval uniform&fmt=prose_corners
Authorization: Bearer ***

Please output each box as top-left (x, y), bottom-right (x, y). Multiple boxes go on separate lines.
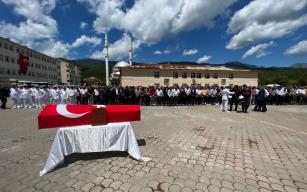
top-left (48, 87), bottom-right (55, 104)
top-left (20, 86), bottom-right (29, 108)
top-left (29, 86), bottom-right (36, 108)
top-left (60, 87), bottom-right (68, 104)
top-left (221, 85), bottom-right (233, 112)
top-left (10, 85), bottom-right (20, 109)
top-left (39, 86), bottom-right (47, 107)
top-left (67, 87), bottom-right (76, 104)
top-left (51, 87), bottom-right (61, 104)
top-left (33, 86), bottom-right (43, 108)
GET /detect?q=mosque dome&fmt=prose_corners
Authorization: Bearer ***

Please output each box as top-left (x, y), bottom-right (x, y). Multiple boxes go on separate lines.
top-left (114, 61), bottom-right (129, 68)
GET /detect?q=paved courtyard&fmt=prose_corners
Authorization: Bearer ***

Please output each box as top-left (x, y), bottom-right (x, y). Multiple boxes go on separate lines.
top-left (1, 104), bottom-right (307, 192)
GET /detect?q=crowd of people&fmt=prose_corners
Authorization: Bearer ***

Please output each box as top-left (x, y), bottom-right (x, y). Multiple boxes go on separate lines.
top-left (0, 84), bottom-right (306, 112)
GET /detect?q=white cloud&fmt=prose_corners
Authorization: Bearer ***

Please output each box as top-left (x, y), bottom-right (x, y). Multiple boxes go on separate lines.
top-left (242, 41), bottom-right (274, 59)
top-left (90, 33), bottom-right (140, 60)
top-left (80, 22), bottom-right (88, 29)
top-left (70, 35), bottom-right (101, 48)
top-left (154, 50), bottom-right (162, 55)
top-left (163, 49), bottom-right (171, 54)
top-left (196, 55), bottom-right (211, 63)
top-left (153, 49), bottom-right (171, 55)
top-left (0, 0), bottom-right (56, 21)
top-left (171, 0), bottom-right (237, 33)
top-left (183, 49), bottom-right (198, 56)
top-left (0, 19), bottom-right (57, 43)
top-left (28, 39), bottom-right (70, 58)
top-left (286, 40), bottom-right (307, 56)
top-left (226, 0), bottom-right (307, 49)
top-left (78, 0), bottom-right (237, 45)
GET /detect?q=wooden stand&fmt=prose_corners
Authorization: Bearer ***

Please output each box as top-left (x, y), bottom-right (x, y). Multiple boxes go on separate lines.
top-left (91, 107), bottom-right (108, 126)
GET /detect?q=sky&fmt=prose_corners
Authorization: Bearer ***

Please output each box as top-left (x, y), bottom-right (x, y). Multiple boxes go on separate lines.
top-left (0, 0), bottom-right (307, 67)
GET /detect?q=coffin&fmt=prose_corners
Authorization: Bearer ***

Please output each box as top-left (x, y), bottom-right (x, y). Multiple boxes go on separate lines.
top-left (38, 104), bottom-right (141, 129)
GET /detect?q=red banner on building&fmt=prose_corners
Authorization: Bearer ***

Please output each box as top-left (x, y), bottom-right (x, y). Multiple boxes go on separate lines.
top-left (19, 54), bottom-right (29, 74)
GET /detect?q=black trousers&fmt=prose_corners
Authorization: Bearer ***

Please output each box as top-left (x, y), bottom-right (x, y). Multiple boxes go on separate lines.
top-left (242, 98), bottom-right (250, 112)
top-left (0, 97), bottom-right (7, 109)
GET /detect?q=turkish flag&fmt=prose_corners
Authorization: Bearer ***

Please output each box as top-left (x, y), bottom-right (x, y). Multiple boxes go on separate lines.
top-left (38, 105), bottom-right (141, 129)
top-left (19, 54), bottom-right (29, 74)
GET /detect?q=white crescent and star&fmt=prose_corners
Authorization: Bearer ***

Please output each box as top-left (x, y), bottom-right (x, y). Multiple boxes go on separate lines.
top-left (56, 104), bottom-right (106, 119)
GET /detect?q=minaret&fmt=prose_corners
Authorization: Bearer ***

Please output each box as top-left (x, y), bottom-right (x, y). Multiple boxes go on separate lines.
top-left (129, 35), bottom-right (132, 66)
top-left (104, 32), bottom-right (109, 86)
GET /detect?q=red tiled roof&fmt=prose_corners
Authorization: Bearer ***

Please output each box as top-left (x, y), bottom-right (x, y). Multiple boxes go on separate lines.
top-left (123, 64), bottom-right (253, 71)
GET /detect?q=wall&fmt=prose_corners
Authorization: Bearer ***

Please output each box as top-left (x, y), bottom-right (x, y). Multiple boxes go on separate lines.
top-left (120, 68), bottom-right (258, 87)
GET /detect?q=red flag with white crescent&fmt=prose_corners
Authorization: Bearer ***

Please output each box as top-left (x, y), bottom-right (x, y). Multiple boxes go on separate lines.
top-left (19, 54), bottom-right (29, 74)
top-left (38, 104), bottom-right (141, 129)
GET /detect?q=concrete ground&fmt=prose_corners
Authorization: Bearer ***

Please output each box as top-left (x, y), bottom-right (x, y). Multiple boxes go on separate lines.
top-left (0, 104), bottom-right (307, 192)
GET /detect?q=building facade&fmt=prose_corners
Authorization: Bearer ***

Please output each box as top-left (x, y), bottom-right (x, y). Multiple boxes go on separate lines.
top-left (120, 64), bottom-right (258, 87)
top-left (0, 37), bottom-right (61, 84)
top-left (59, 60), bottom-right (81, 85)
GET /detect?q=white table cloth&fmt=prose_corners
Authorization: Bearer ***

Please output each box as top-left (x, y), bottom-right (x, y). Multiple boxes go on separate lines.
top-left (40, 122), bottom-right (150, 176)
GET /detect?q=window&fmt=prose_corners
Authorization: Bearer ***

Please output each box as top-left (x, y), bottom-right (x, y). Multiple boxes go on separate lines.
top-left (5, 56), bottom-right (9, 62)
top-left (7, 69), bottom-right (10, 74)
top-left (205, 73), bottom-right (210, 79)
top-left (196, 73), bottom-right (201, 79)
top-left (205, 84), bottom-right (210, 87)
top-left (191, 73), bottom-right (196, 78)
top-left (0, 54), bottom-right (3, 61)
top-left (11, 58), bottom-right (15, 63)
top-left (30, 52), bottom-right (33, 57)
top-left (4, 43), bottom-right (8, 49)
top-left (164, 78), bottom-right (170, 86)
top-left (0, 41), bottom-right (2, 48)
top-left (173, 72), bottom-right (178, 78)
top-left (12, 70), bottom-right (16, 75)
top-left (221, 79), bottom-right (226, 85)
top-left (182, 83), bottom-right (187, 87)
top-left (182, 73), bottom-right (187, 78)
top-left (0, 68), bottom-right (4, 74)
top-left (154, 72), bottom-right (160, 78)
top-left (213, 73), bottom-right (218, 79)
top-left (154, 83), bottom-right (160, 87)
top-left (229, 73), bottom-right (234, 79)
top-left (16, 48), bottom-right (20, 53)
top-left (9, 45), bottom-right (14, 51)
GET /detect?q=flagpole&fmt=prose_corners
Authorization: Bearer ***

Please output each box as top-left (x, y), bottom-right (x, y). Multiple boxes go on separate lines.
top-left (104, 32), bottom-right (109, 86)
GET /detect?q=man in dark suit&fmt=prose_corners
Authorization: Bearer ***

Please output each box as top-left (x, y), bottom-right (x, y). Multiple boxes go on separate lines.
top-left (0, 84), bottom-right (10, 109)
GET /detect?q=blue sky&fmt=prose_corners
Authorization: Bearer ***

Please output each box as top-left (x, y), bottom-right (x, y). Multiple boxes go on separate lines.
top-left (0, 0), bottom-right (307, 67)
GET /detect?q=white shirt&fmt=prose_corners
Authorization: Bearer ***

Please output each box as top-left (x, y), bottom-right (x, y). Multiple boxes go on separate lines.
top-left (94, 89), bottom-right (99, 96)
top-left (156, 89), bottom-right (163, 97)
top-left (67, 88), bottom-right (75, 97)
top-left (167, 89), bottom-right (173, 97)
top-left (221, 88), bottom-right (232, 100)
top-left (20, 88), bottom-right (29, 99)
top-left (185, 88), bottom-right (191, 96)
top-left (276, 88), bottom-right (285, 96)
top-left (80, 88), bottom-right (87, 96)
top-left (30, 88), bottom-right (36, 97)
top-left (51, 89), bottom-right (61, 99)
top-left (10, 88), bottom-right (19, 98)
top-left (60, 89), bottom-right (68, 99)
